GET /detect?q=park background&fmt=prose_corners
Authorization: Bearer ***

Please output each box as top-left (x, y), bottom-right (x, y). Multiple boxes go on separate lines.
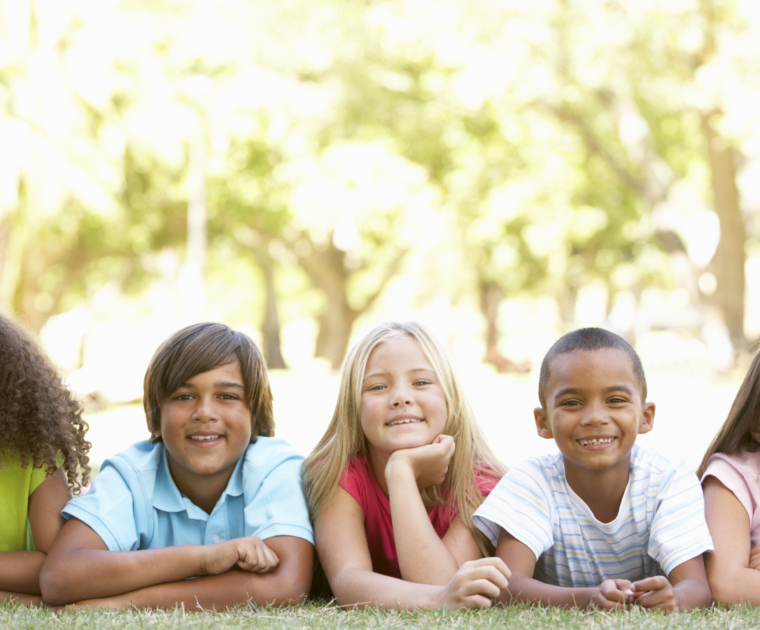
top-left (1, 0), bottom-right (759, 477)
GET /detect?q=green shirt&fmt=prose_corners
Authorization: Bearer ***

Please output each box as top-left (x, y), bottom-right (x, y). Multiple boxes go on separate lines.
top-left (0, 456), bottom-right (49, 552)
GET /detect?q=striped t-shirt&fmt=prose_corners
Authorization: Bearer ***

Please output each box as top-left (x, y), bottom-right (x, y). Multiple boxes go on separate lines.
top-left (472, 445), bottom-right (713, 587)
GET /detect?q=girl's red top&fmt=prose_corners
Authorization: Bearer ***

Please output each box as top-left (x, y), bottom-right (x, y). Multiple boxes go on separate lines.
top-left (338, 455), bottom-right (499, 579)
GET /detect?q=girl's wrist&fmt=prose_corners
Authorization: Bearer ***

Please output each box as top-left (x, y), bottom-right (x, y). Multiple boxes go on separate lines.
top-left (384, 456), bottom-right (415, 485)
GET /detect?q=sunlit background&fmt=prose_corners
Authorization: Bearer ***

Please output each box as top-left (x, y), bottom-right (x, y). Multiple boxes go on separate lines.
top-left (1, 0), bottom-right (759, 475)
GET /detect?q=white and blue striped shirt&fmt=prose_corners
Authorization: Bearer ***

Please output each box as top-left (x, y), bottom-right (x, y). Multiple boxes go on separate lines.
top-left (473, 445), bottom-right (713, 587)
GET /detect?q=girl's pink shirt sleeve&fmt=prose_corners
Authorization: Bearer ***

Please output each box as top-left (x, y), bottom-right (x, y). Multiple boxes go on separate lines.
top-left (702, 450), bottom-right (760, 548)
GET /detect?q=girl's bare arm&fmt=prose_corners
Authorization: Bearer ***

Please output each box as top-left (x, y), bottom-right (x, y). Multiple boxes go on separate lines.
top-left (385, 436), bottom-right (482, 585)
top-left (0, 468), bottom-right (70, 597)
top-left (703, 475), bottom-right (760, 605)
top-left (316, 485), bottom-right (508, 609)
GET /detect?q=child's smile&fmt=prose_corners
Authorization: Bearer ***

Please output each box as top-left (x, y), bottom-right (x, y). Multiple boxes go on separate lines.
top-left (158, 360), bottom-right (252, 509)
top-left (360, 338), bottom-right (448, 460)
top-left (534, 348), bottom-right (655, 478)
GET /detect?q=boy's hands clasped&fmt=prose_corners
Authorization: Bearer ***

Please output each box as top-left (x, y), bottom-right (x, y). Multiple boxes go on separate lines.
top-left (590, 577), bottom-right (679, 611)
top-left (200, 536), bottom-right (279, 576)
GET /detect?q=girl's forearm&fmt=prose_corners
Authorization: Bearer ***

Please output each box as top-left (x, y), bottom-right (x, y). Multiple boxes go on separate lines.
top-left (709, 566), bottom-right (760, 606)
top-left (41, 545), bottom-right (206, 606)
top-left (0, 551), bottom-right (46, 594)
top-left (331, 566), bottom-right (443, 609)
top-left (500, 575), bottom-right (594, 609)
top-left (386, 462), bottom-right (459, 585)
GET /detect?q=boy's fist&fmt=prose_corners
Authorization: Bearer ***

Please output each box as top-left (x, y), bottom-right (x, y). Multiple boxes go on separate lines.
top-left (631, 576), bottom-right (677, 611)
top-left (200, 536), bottom-right (280, 576)
top-left (589, 579), bottom-right (638, 610)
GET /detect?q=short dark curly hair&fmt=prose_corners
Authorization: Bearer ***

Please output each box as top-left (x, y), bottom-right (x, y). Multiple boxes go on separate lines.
top-left (538, 327), bottom-right (647, 407)
top-left (0, 313), bottom-right (91, 493)
top-left (143, 322), bottom-right (275, 443)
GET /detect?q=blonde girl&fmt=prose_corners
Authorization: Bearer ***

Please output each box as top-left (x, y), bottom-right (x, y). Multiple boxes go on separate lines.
top-left (699, 346), bottom-right (760, 606)
top-left (303, 322), bottom-right (511, 609)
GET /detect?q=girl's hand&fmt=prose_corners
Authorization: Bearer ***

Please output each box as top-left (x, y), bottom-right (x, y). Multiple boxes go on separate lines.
top-left (631, 576), bottom-right (677, 611)
top-left (432, 557), bottom-right (510, 609)
top-left (200, 536), bottom-right (280, 576)
top-left (588, 579), bottom-right (638, 610)
top-left (749, 547), bottom-right (760, 571)
top-left (387, 435), bottom-right (456, 489)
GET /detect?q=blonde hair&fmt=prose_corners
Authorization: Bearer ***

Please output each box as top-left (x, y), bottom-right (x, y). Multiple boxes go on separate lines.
top-left (303, 321), bottom-right (506, 555)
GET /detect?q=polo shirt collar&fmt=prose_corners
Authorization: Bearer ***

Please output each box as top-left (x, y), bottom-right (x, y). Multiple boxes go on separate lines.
top-left (151, 443), bottom-right (247, 513)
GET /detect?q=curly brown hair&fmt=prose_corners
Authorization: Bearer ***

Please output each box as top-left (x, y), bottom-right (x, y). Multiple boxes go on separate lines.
top-left (0, 312), bottom-right (91, 493)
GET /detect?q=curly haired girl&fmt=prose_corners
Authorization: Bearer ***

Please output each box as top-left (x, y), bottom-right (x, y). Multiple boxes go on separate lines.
top-left (0, 312), bottom-right (90, 605)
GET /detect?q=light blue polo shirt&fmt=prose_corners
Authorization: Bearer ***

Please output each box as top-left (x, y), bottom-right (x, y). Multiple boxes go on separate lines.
top-left (62, 437), bottom-right (314, 551)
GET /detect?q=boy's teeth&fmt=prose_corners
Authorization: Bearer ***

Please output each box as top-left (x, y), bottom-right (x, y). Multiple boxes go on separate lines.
top-left (580, 438), bottom-right (614, 446)
top-left (189, 435), bottom-right (221, 441)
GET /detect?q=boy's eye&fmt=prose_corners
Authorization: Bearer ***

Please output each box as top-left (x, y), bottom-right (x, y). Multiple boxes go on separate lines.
top-left (219, 393), bottom-right (240, 400)
top-left (560, 399), bottom-right (580, 407)
top-left (174, 393), bottom-right (193, 401)
top-left (609, 396), bottom-right (628, 404)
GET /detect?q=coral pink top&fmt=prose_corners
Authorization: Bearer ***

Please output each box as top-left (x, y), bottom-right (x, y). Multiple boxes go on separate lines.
top-left (338, 455), bottom-right (499, 579)
top-left (702, 450), bottom-right (760, 548)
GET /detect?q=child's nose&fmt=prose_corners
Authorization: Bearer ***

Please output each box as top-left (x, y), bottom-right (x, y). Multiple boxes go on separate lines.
top-left (390, 386), bottom-right (412, 406)
top-left (193, 396), bottom-right (217, 421)
top-left (582, 401), bottom-right (608, 425)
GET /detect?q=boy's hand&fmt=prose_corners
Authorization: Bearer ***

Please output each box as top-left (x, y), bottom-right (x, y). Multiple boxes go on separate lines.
top-left (749, 547), bottom-right (760, 570)
top-left (433, 557), bottom-right (510, 609)
top-left (387, 435), bottom-right (455, 489)
top-left (200, 536), bottom-right (279, 576)
top-left (589, 579), bottom-right (637, 610)
top-left (631, 576), bottom-right (677, 611)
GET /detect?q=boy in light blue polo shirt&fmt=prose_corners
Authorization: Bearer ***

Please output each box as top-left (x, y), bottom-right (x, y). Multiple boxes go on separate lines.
top-left (42, 323), bottom-right (314, 611)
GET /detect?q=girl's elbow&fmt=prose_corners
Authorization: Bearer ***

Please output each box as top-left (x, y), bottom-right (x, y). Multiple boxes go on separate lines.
top-left (39, 561), bottom-right (73, 607)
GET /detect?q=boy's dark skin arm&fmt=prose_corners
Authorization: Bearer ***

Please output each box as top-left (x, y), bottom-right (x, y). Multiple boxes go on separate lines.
top-left (496, 529), bottom-right (711, 611)
top-left (0, 468), bottom-right (70, 605)
top-left (41, 518), bottom-right (313, 610)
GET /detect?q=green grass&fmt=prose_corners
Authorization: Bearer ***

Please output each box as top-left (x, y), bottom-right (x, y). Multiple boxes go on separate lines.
top-left (3, 601), bottom-right (760, 629)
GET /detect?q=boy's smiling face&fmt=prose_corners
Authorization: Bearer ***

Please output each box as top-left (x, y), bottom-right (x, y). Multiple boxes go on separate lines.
top-left (534, 348), bottom-right (655, 476)
top-left (158, 359), bottom-right (252, 509)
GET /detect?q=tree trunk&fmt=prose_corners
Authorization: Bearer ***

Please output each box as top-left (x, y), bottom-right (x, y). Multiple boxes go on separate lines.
top-left (317, 294), bottom-right (358, 370)
top-left (701, 112), bottom-right (745, 347)
top-left (253, 249), bottom-right (287, 369)
top-left (479, 280), bottom-right (502, 363)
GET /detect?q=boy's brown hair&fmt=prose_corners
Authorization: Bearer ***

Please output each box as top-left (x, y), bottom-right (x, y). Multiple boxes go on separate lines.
top-left (144, 323), bottom-right (274, 442)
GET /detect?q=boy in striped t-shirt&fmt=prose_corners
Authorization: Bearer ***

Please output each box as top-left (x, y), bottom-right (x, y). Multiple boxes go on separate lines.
top-left (474, 328), bottom-right (713, 611)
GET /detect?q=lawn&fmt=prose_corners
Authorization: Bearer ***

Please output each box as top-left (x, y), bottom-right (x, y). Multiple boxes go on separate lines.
top-left (2, 601), bottom-right (759, 629)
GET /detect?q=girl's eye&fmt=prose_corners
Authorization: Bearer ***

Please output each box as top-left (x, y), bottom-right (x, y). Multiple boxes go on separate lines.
top-left (367, 384), bottom-right (385, 391)
top-left (413, 380), bottom-right (431, 386)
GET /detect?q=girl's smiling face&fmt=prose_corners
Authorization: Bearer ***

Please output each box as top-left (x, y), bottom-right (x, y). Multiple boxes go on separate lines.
top-left (360, 338), bottom-right (448, 461)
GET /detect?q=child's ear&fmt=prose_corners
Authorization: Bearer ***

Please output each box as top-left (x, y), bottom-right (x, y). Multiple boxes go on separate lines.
top-left (638, 401), bottom-right (656, 435)
top-left (534, 407), bottom-right (553, 439)
top-left (750, 424), bottom-right (760, 444)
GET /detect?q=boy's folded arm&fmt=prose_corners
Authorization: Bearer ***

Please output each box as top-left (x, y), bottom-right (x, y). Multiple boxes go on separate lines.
top-left (41, 517), bottom-right (215, 606)
top-left (495, 528), bottom-right (599, 609)
top-left (702, 475), bottom-right (760, 605)
top-left (69, 536), bottom-right (314, 611)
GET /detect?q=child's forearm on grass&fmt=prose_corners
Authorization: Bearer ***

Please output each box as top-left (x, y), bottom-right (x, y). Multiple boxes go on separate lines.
top-left (499, 574), bottom-right (595, 609)
top-left (386, 463), bottom-right (460, 585)
top-left (87, 566), bottom-right (310, 611)
top-left (0, 551), bottom-right (47, 595)
top-left (672, 576), bottom-right (712, 610)
top-left (42, 544), bottom-right (208, 605)
top-left (330, 566), bottom-right (447, 610)
top-left (0, 589), bottom-right (44, 606)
